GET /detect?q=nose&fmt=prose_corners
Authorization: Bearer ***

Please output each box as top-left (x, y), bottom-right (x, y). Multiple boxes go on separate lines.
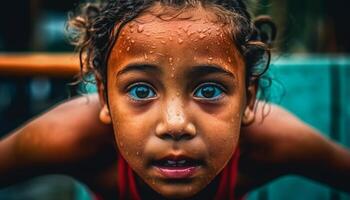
top-left (155, 97), bottom-right (196, 141)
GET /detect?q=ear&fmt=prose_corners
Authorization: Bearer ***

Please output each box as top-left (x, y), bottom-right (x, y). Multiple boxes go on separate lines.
top-left (242, 81), bottom-right (258, 126)
top-left (96, 75), bottom-right (112, 125)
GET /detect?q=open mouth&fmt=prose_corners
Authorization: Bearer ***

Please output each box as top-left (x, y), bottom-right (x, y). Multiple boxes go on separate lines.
top-left (152, 157), bottom-right (202, 179)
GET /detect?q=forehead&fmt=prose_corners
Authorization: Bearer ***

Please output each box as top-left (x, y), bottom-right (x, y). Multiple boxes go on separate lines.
top-left (108, 6), bottom-right (244, 71)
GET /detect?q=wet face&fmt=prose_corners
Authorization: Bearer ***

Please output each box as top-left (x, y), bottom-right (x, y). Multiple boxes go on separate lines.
top-left (99, 6), bottom-right (255, 199)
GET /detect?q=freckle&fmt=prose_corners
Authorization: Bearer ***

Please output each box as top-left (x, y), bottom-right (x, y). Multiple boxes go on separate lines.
top-left (137, 25), bottom-right (144, 33)
top-left (178, 38), bottom-right (183, 44)
top-left (199, 33), bottom-right (206, 39)
top-left (176, 92), bottom-right (180, 96)
top-left (119, 50), bottom-right (122, 53)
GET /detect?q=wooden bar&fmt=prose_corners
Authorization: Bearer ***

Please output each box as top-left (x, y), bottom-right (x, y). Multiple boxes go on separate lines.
top-left (0, 53), bottom-right (80, 77)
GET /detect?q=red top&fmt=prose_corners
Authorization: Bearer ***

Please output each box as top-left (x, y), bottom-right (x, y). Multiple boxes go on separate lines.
top-left (99, 149), bottom-right (241, 200)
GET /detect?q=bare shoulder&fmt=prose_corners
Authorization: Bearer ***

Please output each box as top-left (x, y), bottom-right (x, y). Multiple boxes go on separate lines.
top-left (236, 103), bottom-right (322, 194)
top-left (240, 103), bottom-right (320, 164)
top-left (14, 94), bottom-right (114, 164)
top-left (237, 103), bottom-right (350, 194)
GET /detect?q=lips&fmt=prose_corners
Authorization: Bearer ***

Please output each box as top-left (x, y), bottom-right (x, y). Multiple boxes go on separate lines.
top-left (152, 156), bottom-right (202, 179)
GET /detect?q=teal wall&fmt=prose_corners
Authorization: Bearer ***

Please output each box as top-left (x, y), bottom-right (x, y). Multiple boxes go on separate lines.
top-left (247, 56), bottom-right (350, 200)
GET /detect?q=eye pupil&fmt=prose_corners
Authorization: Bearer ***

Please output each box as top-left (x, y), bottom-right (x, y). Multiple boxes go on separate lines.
top-left (136, 87), bottom-right (150, 98)
top-left (202, 86), bottom-right (215, 98)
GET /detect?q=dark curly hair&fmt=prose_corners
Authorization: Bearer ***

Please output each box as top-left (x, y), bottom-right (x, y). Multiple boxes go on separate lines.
top-left (67, 0), bottom-right (276, 100)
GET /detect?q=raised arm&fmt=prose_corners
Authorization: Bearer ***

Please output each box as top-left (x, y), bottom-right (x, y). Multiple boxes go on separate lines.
top-left (0, 94), bottom-right (115, 188)
top-left (237, 104), bottom-right (350, 195)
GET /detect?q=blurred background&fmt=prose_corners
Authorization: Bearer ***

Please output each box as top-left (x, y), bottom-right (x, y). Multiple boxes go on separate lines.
top-left (0, 0), bottom-right (349, 200)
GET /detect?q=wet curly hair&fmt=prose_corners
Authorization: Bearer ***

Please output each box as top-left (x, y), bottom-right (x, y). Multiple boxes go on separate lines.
top-left (67, 0), bottom-right (276, 100)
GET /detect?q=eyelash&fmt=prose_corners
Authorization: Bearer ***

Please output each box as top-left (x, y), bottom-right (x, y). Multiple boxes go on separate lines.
top-left (193, 82), bottom-right (227, 102)
top-left (125, 81), bottom-right (227, 103)
top-left (126, 82), bottom-right (157, 103)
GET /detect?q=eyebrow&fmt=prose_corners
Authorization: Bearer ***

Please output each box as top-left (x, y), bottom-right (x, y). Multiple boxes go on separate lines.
top-left (116, 64), bottom-right (162, 77)
top-left (187, 65), bottom-right (236, 79)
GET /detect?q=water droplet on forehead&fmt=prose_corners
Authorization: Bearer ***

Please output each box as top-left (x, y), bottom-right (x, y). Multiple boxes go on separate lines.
top-left (130, 28), bottom-right (134, 33)
top-left (151, 45), bottom-right (156, 49)
top-left (178, 38), bottom-right (184, 44)
top-left (149, 50), bottom-right (154, 54)
top-left (188, 31), bottom-right (195, 37)
top-left (144, 53), bottom-right (148, 60)
top-left (169, 36), bottom-right (173, 41)
top-left (126, 47), bottom-right (130, 52)
top-left (131, 40), bottom-right (135, 43)
top-left (168, 57), bottom-right (173, 63)
top-left (161, 40), bottom-right (166, 44)
top-left (228, 57), bottom-right (232, 63)
top-left (199, 33), bottom-right (206, 39)
top-left (137, 25), bottom-right (144, 33)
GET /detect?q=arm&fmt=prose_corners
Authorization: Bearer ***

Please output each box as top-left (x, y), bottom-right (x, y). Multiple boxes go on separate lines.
top-left (237, 103), bottom-right (350, 195)
top-left (0, 95), bottom-right (116, 190)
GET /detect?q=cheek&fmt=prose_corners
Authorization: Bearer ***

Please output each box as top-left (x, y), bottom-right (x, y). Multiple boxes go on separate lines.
top-left (199, 105), bottom-right (242, 172)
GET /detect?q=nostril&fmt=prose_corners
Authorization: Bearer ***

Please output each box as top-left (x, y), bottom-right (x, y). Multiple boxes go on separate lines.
top-left (159, 131), bottom-right (195, 141)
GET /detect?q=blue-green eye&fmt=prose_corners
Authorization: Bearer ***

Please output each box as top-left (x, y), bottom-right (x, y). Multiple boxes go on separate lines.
top-left (194, 83), bottom-right (224, 100)
top-left (128, 83), bottom-right (156, 100)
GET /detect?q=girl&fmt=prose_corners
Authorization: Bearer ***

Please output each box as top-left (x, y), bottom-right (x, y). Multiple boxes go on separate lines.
top-left (0, 0), bottom-right (349, 200)
top-left (73, 0), bottom-right (273, 199)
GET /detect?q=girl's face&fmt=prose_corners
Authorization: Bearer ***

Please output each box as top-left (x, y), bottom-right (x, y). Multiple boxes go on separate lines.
top-left (99, 7), bottom-right (255, 199)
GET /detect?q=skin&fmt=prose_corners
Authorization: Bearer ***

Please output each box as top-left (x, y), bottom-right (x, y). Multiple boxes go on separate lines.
top-left (0, 96), bottom-right (349, 199)
top-left (0, 4), bottom-right (349, 200)
top-left (97, 6), bottom-right (256, 199)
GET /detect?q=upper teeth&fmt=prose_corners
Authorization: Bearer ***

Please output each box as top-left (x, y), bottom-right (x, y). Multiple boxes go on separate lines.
top-left (178, 160), bottom-right (186, 164)
top-left (166, 160), bottom-right (186, 165)
top-left (167, 160), bottom-right (176, 165)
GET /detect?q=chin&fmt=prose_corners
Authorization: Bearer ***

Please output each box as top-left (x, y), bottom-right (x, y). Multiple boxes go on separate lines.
top-left (154, 182), bottom-right (203, 199)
